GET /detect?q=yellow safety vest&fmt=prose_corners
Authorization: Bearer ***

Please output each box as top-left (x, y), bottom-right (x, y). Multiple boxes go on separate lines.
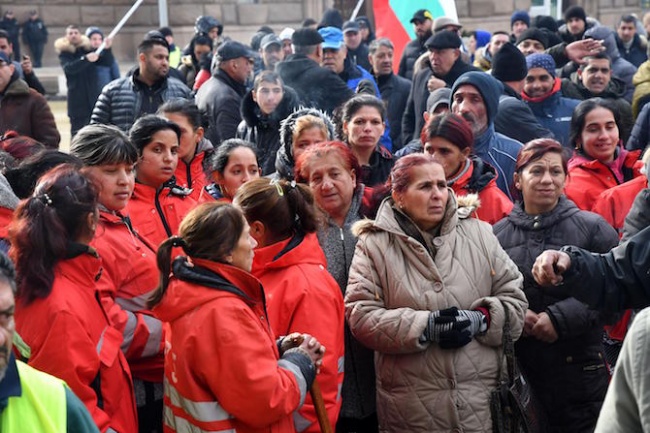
top-left (1, 361), bottom-right (67, 432)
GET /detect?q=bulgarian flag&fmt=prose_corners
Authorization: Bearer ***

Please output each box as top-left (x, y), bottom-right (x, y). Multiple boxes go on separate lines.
top-left (372, 0), bottom-right (458, 72)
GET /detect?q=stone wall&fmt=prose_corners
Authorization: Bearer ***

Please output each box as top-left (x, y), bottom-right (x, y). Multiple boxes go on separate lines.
top-left (1, 0), bottom-right (644, 67)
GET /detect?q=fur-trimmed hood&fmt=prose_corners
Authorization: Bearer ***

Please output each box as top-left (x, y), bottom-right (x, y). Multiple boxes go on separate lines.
top-left (54, 35), bottom-right (91, 55)
top-left (274, 107), bottom-right (337, 179)
top-left (351, 191), bottom-right (480, 237)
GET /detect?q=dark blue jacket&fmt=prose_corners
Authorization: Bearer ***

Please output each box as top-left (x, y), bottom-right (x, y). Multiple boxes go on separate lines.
top-left (524, 88), bottom-right (580, 148)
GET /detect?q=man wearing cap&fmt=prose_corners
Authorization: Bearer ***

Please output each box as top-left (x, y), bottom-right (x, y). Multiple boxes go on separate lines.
top-left (194, 41), bottom-right (254, 145)
top-left (0, 51), bottom-right (60, 148)
top-left (278, 27), bottom-right (294, 57)
top-left (561, 52), bottom-right (633, 143)
top-left (398, 9), bottom-right (433, 80)
top-left (451, 72), bottom-right (522, 199)
top-left (560, 6), bottom-right (594, 44)
top-left (343, 20), bottom-right (371, 71)
top-left (522, 53), bottom-right (580, 147)
top-left (85, 27), bottom-right (120, 92)
top-left (276, 27), bottom-right (353, 114)
top-left (55, 24), bottom-right (117, 136)
top-left (510, 10), bottom-right (530, 43)
top-left (516, 28), bottom-right (548, 56)
top-left (492, 42), bottom-right (554, 144)
top-left (158, 26), bottom-right (182, 68)
top-left (91, 32), bottom-right (190, 133)
top-left (22, 10), bottom-right (47, 68)
top-left (368, 38), bottom-right (411, 149)
top-left (0, 30), bottom-right (45, 95)
top-left (474, 31), bottom-right (510, 71)
top-left (402, 30), bottom-right (478, 146)
top-left (259, 33), bottom-right (284, 72)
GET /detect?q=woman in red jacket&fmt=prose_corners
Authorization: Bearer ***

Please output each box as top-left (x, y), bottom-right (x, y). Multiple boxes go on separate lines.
top-left (149, 202), bottom-right (324, 433)
top-left (126, 115), bottom-right (198, 247)
top-left (235, 178), bottom-right (345, 432)
top-left (422, 112), bottom-right (512, 225)
top-left (10, 166), bottom-right (138, 433)
top-left (159, 99), bottom-right (212, 202)
top-left (564, 98), bottom-right (643, 211)
top-left (70, 124), bottom-right (165, 433)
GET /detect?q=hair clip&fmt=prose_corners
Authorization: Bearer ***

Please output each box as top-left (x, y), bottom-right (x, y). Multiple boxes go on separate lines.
top-left (290, 180), bottom-right (297, 188)
top-left (40, 193), bottom-right (52, 206)
top-left (270, 178), bottom-right (284, 196)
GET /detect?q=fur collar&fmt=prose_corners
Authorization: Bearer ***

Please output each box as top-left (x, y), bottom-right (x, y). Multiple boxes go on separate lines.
top-left (54, 35), bottom-right (91, 55)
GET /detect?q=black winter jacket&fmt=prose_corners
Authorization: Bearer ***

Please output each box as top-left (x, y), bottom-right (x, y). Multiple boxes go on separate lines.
top-left (91, 69), bottom-right (190, 132)
top-left (616, 33), bottom-right (648, 68)
top-left (622, 187), bottom-right (650, 242)
top-left (347, 44), bottom-right (371, 72)
top-left (494, 196), bottom-right (618, 431)
top-left (397, 35), bottom-right (430, 81)
top-left (495, 83), bottom-right (554, 144)
top-left (375, 72), bottom-right (411, 150)
top-left (195, 69), bottom-right (247, 146)
top-left (236, 85), bottom-right (300, 176)
top-left (276, 54), bottom-right (353, 115)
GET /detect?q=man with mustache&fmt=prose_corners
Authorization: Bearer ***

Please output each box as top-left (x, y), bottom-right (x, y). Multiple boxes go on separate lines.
top-left (0, 253), bottom-right (99, 432)
top-left (368, 38), bottom-right (411, 150)
top-left (561, 53), bottom-right (633, 144)
top-left (450, 71), bottom-right (522, 200)
top-left (91, 31), bottom-right (191, 133)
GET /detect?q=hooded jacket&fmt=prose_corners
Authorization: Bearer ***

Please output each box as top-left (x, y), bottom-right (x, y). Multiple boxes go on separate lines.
top-left (493, 196), bottom-right (617, 431)
top-left (276, 54), bottom-right (354, 115)
top-left (126, 181), bottom-right (198, 247)
top-left (564, 147), bottom-right (642, 211)
top-left (346, 193), bottom-right (527, 432)
top-left (174, 137), bottom-right (213, 202)
top-left (452, 72), bottom-right (523, 200)
top-left (91, 210), bottom-right (164, 383)
top-left (195, 68), bottom-right (247, 145)
top-left (521, 78), bottom-right (581, 147)
top-left (54, 35), bottom-right (115, 120)
top-left (237, 85), bottom-right (301, 176)
top-left (274, 108), bottom-right (337, 181)
top-left (90, 68), bottom-right (190, 133)
top-left (251, 232), bottom-right (344, 432)
top-left (402, 57), bottom-right (479, 143)
top-left (15, 248), bottom-right (138, 433)
top-left (561, 73), bottom-right (633, 144)
top-left (0, 76), bottom-right (60, 148)
top-left (449, 156), bottom-right (513, 225)
top-left (631, 60), bottom-right (650, 119)
top-left (154, 257), bottom-right (314, 433)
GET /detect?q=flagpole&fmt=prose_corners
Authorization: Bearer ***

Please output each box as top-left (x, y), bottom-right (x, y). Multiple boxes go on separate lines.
top-left (95, 0), bottom-right (145, 55)
top-left (349, 0), bottom-right (365, 21)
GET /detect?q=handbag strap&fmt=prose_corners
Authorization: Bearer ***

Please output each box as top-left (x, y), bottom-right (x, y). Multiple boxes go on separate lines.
top-left (497, 303), bottom-right (517, 386)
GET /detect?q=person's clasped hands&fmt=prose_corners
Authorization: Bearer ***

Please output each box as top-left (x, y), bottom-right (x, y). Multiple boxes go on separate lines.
top-left (278, 332), bottom-right (325, 373)
top-left (422, 307), bottom-right (488, 349)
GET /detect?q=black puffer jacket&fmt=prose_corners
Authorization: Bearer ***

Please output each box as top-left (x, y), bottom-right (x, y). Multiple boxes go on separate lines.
top-left (494, 196), bottom-right (618, 432)
top-left (236, 85), bottom-right (300, 176)
top-left (397, 34), bottom-right (430, 81)
top-left (274, 107), bottom-right (336, 180)
top-left (276, 54), bottom-right (353, 115)
top-left (375, 72), bottom-right (411, 150)
top-left (91, 69), bottom-right (190, 132)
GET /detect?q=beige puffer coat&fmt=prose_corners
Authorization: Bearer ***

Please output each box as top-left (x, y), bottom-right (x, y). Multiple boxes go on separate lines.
top-left (345, 193), bottom-right (527, 433)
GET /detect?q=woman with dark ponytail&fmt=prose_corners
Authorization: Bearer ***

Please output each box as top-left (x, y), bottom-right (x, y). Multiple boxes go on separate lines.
top-left (10, 165), bottom-right (138, 433)
top-left (149, 202), bottom-right (325, 433)
top-left (234, 178), bottom-right (345, 433)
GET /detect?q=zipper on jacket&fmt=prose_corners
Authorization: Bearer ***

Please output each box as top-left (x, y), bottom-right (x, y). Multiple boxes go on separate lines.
top-left (185, 162), bottom-right (192, 189)
top-left (154, 189), bottom-right (173, 237)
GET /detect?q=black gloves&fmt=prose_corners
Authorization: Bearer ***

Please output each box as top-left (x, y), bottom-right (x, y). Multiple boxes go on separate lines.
top-left (423, 307), bottom-right (488, 349)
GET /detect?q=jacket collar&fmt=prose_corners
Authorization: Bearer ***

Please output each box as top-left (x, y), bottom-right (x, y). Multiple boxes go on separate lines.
top-left (507, 195), bottom-right (581, 230)
top-left (521, 77), bottom-right (562, 103)
top-left (0, 354), bottom-right (20, 413)
top-left (215, 68), bottom-right (247, 96)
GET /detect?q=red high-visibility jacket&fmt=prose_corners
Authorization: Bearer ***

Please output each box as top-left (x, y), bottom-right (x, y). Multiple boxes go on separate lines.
top-left (174, 151), bottom-right (210, 203)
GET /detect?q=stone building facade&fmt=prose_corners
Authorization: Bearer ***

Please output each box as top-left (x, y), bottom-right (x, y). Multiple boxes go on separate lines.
top-left (0, 0), bottom-right (644, 66)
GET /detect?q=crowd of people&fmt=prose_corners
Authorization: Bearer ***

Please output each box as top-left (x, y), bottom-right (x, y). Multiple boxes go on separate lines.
top-left (3, 4), bottom-right (650, 433)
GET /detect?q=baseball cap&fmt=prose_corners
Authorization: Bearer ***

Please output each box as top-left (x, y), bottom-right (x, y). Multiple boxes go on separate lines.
top-left (279, 27), bottom-right (295, 41)
top-left (260, 34), bottom-right (282, 50)
top-left (216, 41), bottom-right (254, 61)
top-left (343, 20), bottom-right (360, 34)
top-left (319, 26), bottom-right (344, 50)
top-left (410, 9), bottom-right (433, 24)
